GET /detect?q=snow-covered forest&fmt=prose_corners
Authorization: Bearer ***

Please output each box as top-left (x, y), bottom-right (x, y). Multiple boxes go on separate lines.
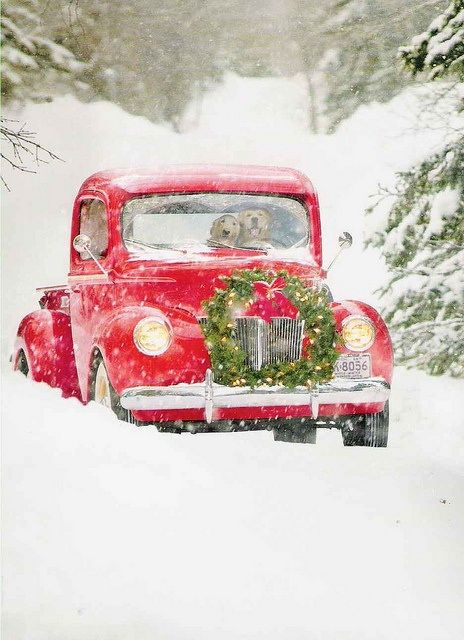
top-left (1, 1), bottom-right (464, 638)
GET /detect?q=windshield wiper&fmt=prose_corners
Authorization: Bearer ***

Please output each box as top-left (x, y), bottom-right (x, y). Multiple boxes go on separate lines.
top-left (125, 239), bottom-right (191, 254)
top-left (207, 239), bottom-right (268, 253)
top-left (287, 237), bottom-right (308, 250)
top-left (207, 239), bottom-right (237, 249)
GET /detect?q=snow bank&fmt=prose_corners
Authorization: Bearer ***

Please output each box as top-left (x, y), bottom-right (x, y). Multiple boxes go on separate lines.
top-left (2, 75), bottom-right (464, 638)
top-left (2, 367), bottom-right (464, 640)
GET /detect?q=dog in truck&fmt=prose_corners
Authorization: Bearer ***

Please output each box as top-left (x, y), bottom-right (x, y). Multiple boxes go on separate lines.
top-left (237, 208), bottom-right (271, 246)
top-left (208, 214), bottom-right (240, 246)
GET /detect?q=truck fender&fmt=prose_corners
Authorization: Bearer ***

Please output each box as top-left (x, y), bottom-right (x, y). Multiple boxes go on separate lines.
top-left (13, 310), bottom-right (81, 400)
top-left (331, 300), bottom-right (394, 384)
top-left (85, 305), bottom-right (209, 401)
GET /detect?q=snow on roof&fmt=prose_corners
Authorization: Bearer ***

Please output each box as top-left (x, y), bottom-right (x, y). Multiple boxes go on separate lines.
top-left (79, 164), bottom-right (316, 196)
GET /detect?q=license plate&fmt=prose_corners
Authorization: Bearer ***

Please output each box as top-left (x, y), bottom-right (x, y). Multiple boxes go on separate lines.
top-left (334, 354), bottom-right (371, 379)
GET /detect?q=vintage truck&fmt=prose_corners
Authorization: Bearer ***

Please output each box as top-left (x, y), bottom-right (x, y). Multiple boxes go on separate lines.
top-left (13, 165), bottom-right (393, 445)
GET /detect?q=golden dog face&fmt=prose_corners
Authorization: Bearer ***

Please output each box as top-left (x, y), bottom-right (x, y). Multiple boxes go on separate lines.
top-left (210, 214), bottom-right (240, 244)
top-left (237, 208), bottom-right (270, 243)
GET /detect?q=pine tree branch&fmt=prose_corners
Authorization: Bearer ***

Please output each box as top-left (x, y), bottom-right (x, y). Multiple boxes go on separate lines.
top-left (426, 239), bottom-right (464, 250)
top-left (400, 318), bottom-right (464, 333)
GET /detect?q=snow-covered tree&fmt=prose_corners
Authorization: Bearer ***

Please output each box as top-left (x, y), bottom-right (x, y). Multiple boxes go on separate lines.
top-left (295, 0), bottom-right (445, 132)
top-left (1, 1), bottom-right (86, 188)
top-left (1, 0), bottom-right (84, 103)
top-left (44, 0), bottom-right (224, 130)
top-left (367, 0), bottom-right (464, 377)
top-left (400, 0), bottom-right (464, 80)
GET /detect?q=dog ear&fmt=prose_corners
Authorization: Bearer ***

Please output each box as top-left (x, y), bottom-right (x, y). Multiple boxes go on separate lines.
top-left (237, 210), bottom-right (248, 225)
top-left (210, 218), bottom-right (220, 239)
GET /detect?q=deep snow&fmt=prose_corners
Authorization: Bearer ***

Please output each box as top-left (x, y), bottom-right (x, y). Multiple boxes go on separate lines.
top-left (2, 74), bottom-right (464, 639)
top-left (2, 367), bottom-right (464, 640)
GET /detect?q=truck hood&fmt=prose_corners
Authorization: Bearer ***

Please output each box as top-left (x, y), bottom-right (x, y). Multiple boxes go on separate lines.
top-left (113, 254), bottom-right (324, 317)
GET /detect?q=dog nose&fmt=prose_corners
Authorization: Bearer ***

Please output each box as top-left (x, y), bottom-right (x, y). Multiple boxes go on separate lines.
top-left (251, 217), bottom-right (258, 225)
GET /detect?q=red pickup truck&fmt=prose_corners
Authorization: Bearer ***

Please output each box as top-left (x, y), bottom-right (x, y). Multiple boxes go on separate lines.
top-left (13, 165), bottom-right (392, 445)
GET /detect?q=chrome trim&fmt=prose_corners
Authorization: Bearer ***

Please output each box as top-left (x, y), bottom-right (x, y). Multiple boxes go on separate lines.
top-left (121, 369), bottom-right (390, 424)
top-left (36, 284), bottom-right (70, 292)
top-left (68, 273), bottom-right (109, 283)
top-left (257, 318), bottom-right (264, 369)
top-left (269, 316), bottom-right (305, 364)
top-left (232, 316), bottom-right (305, 371)
top-left (311, 386), bottom-right (320, 419)
top-left (235, 317), bottom-right (264, 370)
top-left (205, 368), bottom-right (213, 423)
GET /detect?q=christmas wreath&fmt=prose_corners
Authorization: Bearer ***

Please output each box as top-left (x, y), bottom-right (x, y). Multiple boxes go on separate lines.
top-left (201, 268), bottom-right (340, 388)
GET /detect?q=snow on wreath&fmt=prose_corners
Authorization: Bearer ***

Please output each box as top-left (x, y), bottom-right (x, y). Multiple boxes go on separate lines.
top-left (201, 269), bottom-right (340, 388)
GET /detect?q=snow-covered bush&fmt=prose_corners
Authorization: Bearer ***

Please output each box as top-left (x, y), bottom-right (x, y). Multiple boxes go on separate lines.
top-left (367, 0), bottom-right (464, 377)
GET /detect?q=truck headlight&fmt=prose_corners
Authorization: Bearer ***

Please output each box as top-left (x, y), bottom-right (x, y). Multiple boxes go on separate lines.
top-left (133, 317), bottom-right (172, 355)
top-left (341, 315), bottom-right (375, 351)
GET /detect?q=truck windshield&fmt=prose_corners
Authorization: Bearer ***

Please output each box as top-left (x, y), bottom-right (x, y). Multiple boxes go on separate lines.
top-left (121, 193), bottom-right (309, 255)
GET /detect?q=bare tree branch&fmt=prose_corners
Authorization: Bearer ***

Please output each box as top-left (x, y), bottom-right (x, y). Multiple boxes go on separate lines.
top-left (1, 118), bottom-right (63, 191)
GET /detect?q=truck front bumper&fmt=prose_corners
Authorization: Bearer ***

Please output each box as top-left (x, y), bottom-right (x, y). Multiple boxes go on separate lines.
top-left (120, 369), bottom-right (390, 423)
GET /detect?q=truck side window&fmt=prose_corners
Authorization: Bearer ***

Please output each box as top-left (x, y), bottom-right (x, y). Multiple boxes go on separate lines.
top-left (78, 199), bottom-right (108, 260)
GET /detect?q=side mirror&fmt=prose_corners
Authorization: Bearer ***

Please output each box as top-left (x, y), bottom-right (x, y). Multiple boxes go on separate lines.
top-left (72, 233), bottom-right (108, 277)
top-left (73, 234), bottom-right (91, 253)
top-left (338, 231), bottom-right (353, 249)
top-left (326, 231), bottom-right (353, 272)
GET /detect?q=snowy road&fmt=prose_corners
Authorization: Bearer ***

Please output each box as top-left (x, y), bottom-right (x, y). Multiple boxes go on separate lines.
top-left (2, 367), bottom-right (464, 639)
top-left (2, 75), bottom-right (464, 638)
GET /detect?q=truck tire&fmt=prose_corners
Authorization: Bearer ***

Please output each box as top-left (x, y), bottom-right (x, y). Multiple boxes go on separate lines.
top-left (90, 353), bottom-right (133, 423)
top-left (341, 402), bottom-right (389, 447)
top-left (16, 349), bottom-right (30, 377)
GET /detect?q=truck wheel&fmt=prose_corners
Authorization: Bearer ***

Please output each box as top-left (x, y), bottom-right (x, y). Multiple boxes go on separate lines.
top-left (341, 402), bottom-right (389, 447)
top-left (91, 354), bottom-right (131, 423)
top-left (16, 350), bottom-right (30, 377)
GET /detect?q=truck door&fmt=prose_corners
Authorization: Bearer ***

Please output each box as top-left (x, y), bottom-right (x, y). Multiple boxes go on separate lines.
top-left (69, 194), bottom-right (112, 397)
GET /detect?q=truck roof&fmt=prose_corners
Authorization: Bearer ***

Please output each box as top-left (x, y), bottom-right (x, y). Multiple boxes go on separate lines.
top-left (78, 165), bottom-right (316, 197)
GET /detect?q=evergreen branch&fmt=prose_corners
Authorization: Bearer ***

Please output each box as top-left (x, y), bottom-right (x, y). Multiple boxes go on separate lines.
top-left (426, 239), bottom-right (464, 250)
top-left (399, 318), bottom-right (463, 332)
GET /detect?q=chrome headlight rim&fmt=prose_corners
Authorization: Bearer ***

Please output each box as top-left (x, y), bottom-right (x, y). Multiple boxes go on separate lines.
top-left (341, 314), bottom-right (376, 352)
top-left (133, 315), bottom-right (172, 356)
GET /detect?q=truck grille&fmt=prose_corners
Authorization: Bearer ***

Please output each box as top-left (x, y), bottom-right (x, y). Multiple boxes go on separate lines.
top-left (199, 316), bottom-right (305, 371)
